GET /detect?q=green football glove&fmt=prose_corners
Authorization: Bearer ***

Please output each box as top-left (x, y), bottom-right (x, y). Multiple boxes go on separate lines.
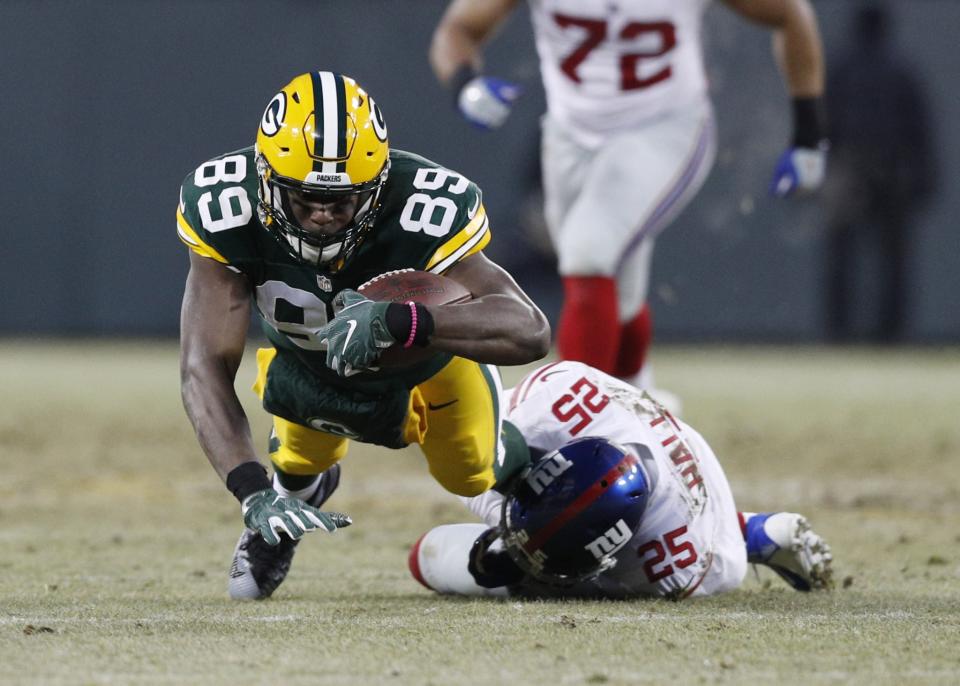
top-left (317, 289), bottom-right (397, 376)
top-left (241, 488), bottom-right (352, 546)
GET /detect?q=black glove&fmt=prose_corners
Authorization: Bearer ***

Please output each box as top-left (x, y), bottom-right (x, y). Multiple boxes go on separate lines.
top-left (467, 527), bottom-right (526, 588)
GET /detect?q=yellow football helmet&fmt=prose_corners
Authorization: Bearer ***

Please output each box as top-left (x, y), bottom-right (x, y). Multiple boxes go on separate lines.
top-left (255, 71), bottom-right (390, 271)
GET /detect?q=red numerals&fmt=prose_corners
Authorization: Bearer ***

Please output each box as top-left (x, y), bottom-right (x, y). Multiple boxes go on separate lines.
top-left (554, 14), bottom-right (607, 83)
top-left (636, 539), bottom-right (670, 582)
top-left (551, 377), bottom-right (610, 436)
top-left (664, 526), bottom-right (698, 568)
top-left (552, 14), bottom-right (677, 91)
top-left (637, 525), bottom-right (698, 583)
top-left (620, 22), bottom-right (676, 90)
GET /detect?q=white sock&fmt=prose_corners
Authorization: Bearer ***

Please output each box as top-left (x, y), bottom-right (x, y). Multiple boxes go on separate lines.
top-left (410, 524), bottom-right (509, 597)
top-left (272, 473), bottom-right (322, 502)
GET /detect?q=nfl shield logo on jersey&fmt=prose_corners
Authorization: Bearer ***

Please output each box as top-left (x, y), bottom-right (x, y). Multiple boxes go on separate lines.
top-left (317, 275), bottom-right (332, 291)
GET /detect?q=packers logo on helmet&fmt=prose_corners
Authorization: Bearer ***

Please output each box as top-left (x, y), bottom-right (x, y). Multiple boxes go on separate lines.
top-left (255, 71), bottom-right (390, 271)
top-left (260, 92), bottom-right (286, 137)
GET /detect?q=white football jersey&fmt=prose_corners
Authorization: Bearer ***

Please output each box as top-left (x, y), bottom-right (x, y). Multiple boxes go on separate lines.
top-left (529, 0), bottom-right (711, 142)
top-left (498, 360), bottom-right (745, 598)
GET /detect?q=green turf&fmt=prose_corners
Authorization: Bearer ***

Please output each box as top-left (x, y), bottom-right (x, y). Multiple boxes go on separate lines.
top-left (1, 341), bottom-right (958, 685)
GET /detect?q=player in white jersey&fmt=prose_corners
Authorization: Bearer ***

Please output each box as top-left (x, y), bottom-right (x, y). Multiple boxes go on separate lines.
top-left (408, 361), bottom-right (833, 599)
top-left (531, 0), bottom-right (713, 146)
top-left (431, 0), bottom-right (828, 392)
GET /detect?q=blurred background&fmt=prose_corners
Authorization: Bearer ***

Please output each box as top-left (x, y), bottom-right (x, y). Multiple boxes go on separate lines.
top-left (1, 0), bottom-right (956, 343)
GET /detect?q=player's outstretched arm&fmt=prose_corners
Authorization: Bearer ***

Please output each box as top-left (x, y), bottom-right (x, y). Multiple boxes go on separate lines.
top-left (722, 0), bottom-right (828, 196)
top-left (430, 0), bottom-right (524, 130)
top-left (180, 252), bottom-right (352, 543)
top-left (429, 252), bottom-right (551, 365)
top-left (179, 250), bottom-right (258, 482)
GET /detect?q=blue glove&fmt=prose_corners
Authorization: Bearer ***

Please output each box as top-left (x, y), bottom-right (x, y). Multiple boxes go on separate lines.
top-left (316, 289), bottom-right (396, 377)
top-left (770, 145), bottom-right (829, 198)
top-left (457, 76), bottom-right (522, 130)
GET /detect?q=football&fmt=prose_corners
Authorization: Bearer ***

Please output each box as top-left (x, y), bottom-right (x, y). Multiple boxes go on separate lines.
top-left (357, 269), bottom-right (472, 368)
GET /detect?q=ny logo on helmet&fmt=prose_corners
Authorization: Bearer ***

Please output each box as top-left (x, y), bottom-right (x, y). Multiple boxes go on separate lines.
top-left (584, 519), bottom-right (632, 561)
top-left (526, 453), bottom-right (574, 495)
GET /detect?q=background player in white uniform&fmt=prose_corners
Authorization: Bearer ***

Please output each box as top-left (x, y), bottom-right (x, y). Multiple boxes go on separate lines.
top-left (409, 361), bottom-right (833, 598)
top-left (431, 0), bottom-right (828, 390)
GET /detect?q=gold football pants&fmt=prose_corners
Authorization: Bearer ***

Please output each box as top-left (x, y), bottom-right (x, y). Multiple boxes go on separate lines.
top-left (253, 348), bottom-right (503, 497)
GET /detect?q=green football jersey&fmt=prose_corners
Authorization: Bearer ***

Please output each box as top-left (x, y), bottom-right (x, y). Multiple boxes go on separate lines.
top-left (177, 146), bottom-right (491, 391)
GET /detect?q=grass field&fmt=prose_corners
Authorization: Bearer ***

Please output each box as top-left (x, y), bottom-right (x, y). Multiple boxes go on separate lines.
top-left (2, 341), bottom-right (959, 685)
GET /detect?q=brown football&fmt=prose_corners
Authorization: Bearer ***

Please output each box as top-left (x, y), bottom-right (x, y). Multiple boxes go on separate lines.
top-left (358, 269), bottom-right (472, 368)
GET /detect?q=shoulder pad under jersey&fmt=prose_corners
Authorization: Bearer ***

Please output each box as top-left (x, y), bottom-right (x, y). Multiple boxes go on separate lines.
top-left (367, 149), bottom-right (491, 274)
top-left (176, 146), bottom-right (261, 270)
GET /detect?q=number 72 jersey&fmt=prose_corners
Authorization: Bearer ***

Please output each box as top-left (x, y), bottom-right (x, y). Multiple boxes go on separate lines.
top-left (530, 0), bottom-right (711, 143)
top-left (175, 146), bottom-right (490, 383)
top-left (503, 361), bottom-right (748, 599)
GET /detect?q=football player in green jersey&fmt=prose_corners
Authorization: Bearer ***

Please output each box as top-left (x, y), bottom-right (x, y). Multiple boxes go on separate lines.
top-left (177, 71), bottom-right (551, 600)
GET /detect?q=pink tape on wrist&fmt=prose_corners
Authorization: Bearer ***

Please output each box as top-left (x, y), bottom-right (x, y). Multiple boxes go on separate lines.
top-left (403, 301), bottom-right (418, 348)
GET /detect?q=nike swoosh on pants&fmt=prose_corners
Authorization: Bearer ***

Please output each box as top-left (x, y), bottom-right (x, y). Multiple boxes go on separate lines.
top-left (427, 399), bottom-right (459, 411)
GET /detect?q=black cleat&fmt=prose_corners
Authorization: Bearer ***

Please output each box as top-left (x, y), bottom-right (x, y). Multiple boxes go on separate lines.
top-left (228, 528), bottom-right (299, 600)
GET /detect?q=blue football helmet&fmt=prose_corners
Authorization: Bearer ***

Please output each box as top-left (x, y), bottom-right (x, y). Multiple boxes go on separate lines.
top-left (500, 437), bottom-right (651, 585)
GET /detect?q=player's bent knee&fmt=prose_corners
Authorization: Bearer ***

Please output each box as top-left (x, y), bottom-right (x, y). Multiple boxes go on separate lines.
top-left (426, 446), bottom-right (496, 497)
top-left (431, 469), bottom-right (495, 498)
